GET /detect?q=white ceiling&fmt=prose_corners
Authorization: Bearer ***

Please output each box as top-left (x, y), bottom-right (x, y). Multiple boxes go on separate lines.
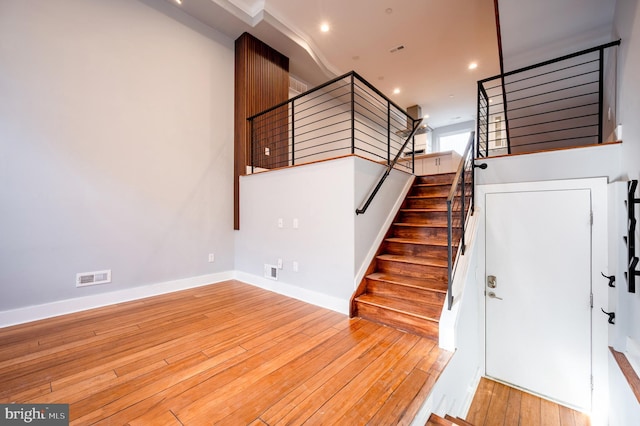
top-left (162, 0), bottom-right (617, 130)
top-left (498, 0), bottom-right (616, 71)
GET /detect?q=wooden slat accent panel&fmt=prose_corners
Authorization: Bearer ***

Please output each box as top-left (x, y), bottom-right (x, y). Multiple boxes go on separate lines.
top-left (0, 280), bottom-right (451, 425)
top-left (234, 32), bottom-right (289, 229)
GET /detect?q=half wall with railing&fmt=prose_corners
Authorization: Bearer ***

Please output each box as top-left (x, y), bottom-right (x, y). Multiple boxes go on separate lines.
top-left (477, 40), bottom-right (621, 157)
top-left (247, 71), bottom-right (423, 176)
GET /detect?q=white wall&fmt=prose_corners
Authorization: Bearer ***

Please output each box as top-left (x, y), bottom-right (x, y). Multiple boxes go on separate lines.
top-left (431, 121), bottom-right (475, 153)
top-left (609, 0), bottom-right (640, 421)
top-left (476, 142), bottom-right (623, 185)
top-left (0, 0), bottom-right (235, 313)
top-left (609, 351), bottom-right (640, 425)
top-left (615, 0), bottom-right (640, 183)
top-left (235, 156), bottom-right (411, 313)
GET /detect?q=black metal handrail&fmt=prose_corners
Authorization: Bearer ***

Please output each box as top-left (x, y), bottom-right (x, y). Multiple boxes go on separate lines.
top-left (355, 117), bottom-right (423, 215)
top-left (248, 71), bottom-right (422, 213)
top-left (477, 40), bottom-right (621, 157)
top-left (446, 131), bottom-right (476, 310)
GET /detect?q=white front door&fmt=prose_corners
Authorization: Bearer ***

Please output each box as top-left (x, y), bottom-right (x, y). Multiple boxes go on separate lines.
top-left (485, 189), bottom-right (592, 410)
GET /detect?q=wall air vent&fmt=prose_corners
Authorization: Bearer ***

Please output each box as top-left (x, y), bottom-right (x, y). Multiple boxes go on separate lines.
top-left (76, 269), bottom-right (111, 287)
top-left (390, 45), bottom-right (405, 53)
top-left (289, 76), bottom-right (308, 95)
top-left (264, 264), bottom-right (278, 280)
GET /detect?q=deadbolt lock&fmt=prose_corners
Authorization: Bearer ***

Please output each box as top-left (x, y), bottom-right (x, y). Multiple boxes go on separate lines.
top-left (487, 275), bottom-right (497, 288)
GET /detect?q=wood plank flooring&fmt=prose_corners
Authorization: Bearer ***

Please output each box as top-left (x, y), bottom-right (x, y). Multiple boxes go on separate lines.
top-left (465, 378), bottom-right (591, 426)
top-left (0, 280), bottom-right (452, 425)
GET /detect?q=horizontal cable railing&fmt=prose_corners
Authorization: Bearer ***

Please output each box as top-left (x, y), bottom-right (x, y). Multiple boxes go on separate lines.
top-left (248, 72), bottom-right (421, 181)
top-left (446, 132), bottom-right (476, 310)
top-left (477, 40), bottom-right (620, 157)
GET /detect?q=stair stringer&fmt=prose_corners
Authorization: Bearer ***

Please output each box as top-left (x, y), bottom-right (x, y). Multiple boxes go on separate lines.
top-left (411, 210), bottom-right (483, 426)
top-left (439, 209), bottom-right (480, 351)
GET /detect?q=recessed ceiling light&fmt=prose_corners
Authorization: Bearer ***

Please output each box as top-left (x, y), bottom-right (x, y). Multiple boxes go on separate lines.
top-left (468, 62), bottom-right (478, 70)
top-left (424, 114), bottom-right (430, 119)
top-left (386, 8), bottom-right (393, 14)
top-left (393, 88), bottom-right (400, 95)
top-left (320, 23), bottom-right (330, 32)
top-left (175, 0), bottom-right (182, 4)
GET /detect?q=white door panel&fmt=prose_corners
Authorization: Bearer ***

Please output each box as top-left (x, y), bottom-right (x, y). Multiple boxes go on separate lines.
top-left (485, 189), bottom-right (591, 410)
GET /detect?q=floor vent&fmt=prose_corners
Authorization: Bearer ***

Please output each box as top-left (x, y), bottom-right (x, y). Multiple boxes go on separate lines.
top-left (76, 269), bottom-right (111, 287)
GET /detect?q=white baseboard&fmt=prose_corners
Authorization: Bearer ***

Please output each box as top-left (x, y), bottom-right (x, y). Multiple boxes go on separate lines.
top-left (234, 271), bottom-right (350, 315)
top-left (0, 269), bottom-right (352, 328)
top-left (460, 366), bottom-right (483, 418)
top-left (0, 271), bottom-right (234, 328)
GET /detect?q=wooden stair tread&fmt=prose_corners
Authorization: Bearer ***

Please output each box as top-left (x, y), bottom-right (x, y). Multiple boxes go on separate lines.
top-left (407, 195), bottom-right (448, 200)
top-left (400, 208), bottom-right (453, 213)
top-left (366, 272), bottom-right (447, 292)
top-left (355, 294), bottom-right (442, 322)
top-left (385, 237), bottom-right (457, 248)
top-left (445, 415), bottom-right (475, 426)
top-left (413, 183), bottom-right (451, 188)
top-left (377, 254), bottom-right (448, 268)
top-left (426, 414), bottom-right (456, 425)
top-left (393, 222), bottom-right (456, 229)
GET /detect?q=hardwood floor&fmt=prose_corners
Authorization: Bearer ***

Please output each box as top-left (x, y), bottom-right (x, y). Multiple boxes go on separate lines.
top-left (0, 280), bottom-right (452, 425)
top-left (465, 378), bottom-right (591, 426)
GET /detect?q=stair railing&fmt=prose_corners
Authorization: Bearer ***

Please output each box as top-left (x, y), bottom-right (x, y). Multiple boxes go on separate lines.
top-left (446, 131), bottom-right (476, 310)
top-left (355, 117), bottom-right (423, 215)
top-left (477, 40), bottom-right (621, 157)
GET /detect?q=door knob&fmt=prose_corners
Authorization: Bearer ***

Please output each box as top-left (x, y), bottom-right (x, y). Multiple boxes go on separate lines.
top-left (487, 275), bottom-right (497, 288)
top-left (487, 291), bottom-right (502, 300)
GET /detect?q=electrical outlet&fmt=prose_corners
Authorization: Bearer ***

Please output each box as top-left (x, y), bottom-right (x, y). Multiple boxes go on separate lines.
top-left (265, 147), bottom-right (270, 156)
top-left (293, 261), bottom-right (299, 272)
top-left (208, 253), bottom-right (215, 263)
top-left (293, 218), bottom-right (299, 229)
top-left (277, 258), bottom-right (283, 269)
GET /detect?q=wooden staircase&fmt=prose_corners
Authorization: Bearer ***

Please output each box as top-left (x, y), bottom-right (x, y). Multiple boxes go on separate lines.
top-left (352, 172), bottom-right (462, 340)
top-left (426, 413), bottom-right (474, 426)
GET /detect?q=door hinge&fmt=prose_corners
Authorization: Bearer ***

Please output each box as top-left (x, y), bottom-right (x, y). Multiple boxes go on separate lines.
top-left (590, 293), bottom-right (593, 308)
top-left (591, 375), bottom-right (594, 391)
top-left (590, 211), bottom-right (593, 225)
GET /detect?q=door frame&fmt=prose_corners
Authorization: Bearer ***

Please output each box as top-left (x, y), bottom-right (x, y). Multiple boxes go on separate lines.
top-left (475, 178), bottom-right (609, 423)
